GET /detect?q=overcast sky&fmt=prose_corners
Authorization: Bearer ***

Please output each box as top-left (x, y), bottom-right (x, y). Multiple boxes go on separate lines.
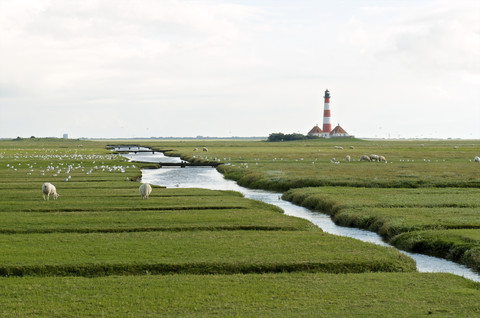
top-left (1, 0), bottom-right (479, 139)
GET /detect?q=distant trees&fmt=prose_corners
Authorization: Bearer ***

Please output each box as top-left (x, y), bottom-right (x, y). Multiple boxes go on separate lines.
top-left (267, 133), bottom-right (318, 142)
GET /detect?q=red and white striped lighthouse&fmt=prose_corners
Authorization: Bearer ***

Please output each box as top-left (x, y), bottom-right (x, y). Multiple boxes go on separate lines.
top-left (322, 89), bottom-right (332, 134)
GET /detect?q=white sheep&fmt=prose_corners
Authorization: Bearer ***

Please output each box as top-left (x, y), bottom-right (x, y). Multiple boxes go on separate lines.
top-left (345, 155), bottom-right (351, 162)
top-left (474, 156), bottom-right (480, 162)
top-left (379, 155), bottom-right (387, 162)
top-left (139, 183), bottom-right (152, 199)
top-left (203, 147), bottom-right (208, 152)
top-left (360, 155), bottom-right (371, 162)
top-left (42, 182), bottom-right (59, 200)
top-left (370, 154), bottom-right (380, 162)
top-left (334, 146), bottom-right (343, 149)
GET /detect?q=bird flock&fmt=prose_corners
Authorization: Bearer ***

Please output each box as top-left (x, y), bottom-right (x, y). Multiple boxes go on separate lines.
top-left (2, 151), bottom-right (136, 181)
top-left (0, 150), bottom-right (151, 201)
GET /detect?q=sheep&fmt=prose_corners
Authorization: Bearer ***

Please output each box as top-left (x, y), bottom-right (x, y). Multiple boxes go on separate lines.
top-left (193, 148), bottom-right (198, 151)
top-left (349, 146), bottom-right (355, 149)
top-left (334, 146), bottom-right (343, 149)
top-left (474, 156), bottom-right (480, 163)
top-left (139, 183), bottom-right (152, 199)
top-left (42, 182), bottom-right (59, 200)
top-left (379, 155), bottom-right (387, 162)
top-left (345, 155), bottom-right (351, 162)
top-left (359, 155), bottom-right (371, 162)
top-left (203, 147), bottom-right (208, 152)
top-left (370, 154), bottom-right (380, 162)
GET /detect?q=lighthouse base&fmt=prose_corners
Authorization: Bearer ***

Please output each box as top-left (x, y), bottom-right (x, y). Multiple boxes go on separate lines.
top-left (320, 132), bottom-right (331, 138)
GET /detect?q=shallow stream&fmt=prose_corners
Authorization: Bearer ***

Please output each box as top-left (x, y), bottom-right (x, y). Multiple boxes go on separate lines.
top-left (123, 151), bottom-right (480, 282)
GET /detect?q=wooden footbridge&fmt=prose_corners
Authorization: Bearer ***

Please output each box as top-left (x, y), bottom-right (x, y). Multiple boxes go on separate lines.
top-left (157, 162), bottom-right (220, 168)
top-left (129, 160), bottom-right (220, 168)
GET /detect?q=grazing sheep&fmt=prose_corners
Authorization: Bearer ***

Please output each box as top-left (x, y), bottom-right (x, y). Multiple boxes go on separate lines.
top-left (203, 147), bottom-right (208, 152)
top-left (370, 154), bottom-right (380, 162)
top-left (42, 182), bottom-right (59, 200)
top-left (139, 183), bottom-right (152, 199)
top-left (379, 155), bottom-right (387, 162)
top-left (349, 146), bottom-right (355, 149)
top-left (475, 156), bottom-right (480, 163)
top-left (193, 148), bottom-right (198, 151)
top-left (345, 155), bottom-right (351, 162)
top-left (334, 146), bottom-right (343, 149)
top-left (359, 155), bottom-right (371, 162)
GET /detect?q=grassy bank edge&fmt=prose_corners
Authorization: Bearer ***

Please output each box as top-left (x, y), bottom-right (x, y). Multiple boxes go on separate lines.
top-left (281, 189), bottom-right (480, 273)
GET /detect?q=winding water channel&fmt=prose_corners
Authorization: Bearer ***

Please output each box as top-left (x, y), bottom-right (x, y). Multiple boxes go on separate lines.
top-left (121, 150), bottom-right (480, 282)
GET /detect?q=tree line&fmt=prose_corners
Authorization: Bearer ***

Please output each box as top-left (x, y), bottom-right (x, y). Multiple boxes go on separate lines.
top-left (267, 133), bottom-right (318, 142)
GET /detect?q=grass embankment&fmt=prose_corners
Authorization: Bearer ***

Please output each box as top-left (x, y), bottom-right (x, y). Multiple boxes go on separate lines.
top-left (282, 187), bottom-right (480, 272)
top-left (0, 231), bottom-right (413, 276)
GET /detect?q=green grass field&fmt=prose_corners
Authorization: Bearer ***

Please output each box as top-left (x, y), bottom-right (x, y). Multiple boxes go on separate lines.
top-left (1, 273), bottom-right (479, 317)
top-left (147, 138), bottom-right (480, 274)
top-left (0, 230), bottom-right (414, 276)
top-left (145, 138), bottom-right (480, 189)
top-left (1, 138), bottom-right (479, 316)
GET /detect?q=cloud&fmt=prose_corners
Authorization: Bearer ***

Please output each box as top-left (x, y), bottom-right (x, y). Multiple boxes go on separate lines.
top-left (342, 1), bottom-right (480, 76)
top-left (0, 0), bottom-right (265, 98)
top-left (0, 0), bottom-right (478, 138)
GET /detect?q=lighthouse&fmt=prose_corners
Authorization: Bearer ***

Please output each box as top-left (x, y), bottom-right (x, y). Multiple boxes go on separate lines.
top-left (307, 88), bottom-right (353, 138)
top-left (322, 89), bottom-right (332, 137)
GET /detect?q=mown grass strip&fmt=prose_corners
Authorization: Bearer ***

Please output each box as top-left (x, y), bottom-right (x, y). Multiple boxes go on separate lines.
top-left (333, 207), bottom-right (480, 240)
top-left (1, 273), bottom-right (478, 317)
top-left (0, 208), bottom-right (316, 234)
top-left (0, 185), bottom-right (276, 216)
top-left (282, 187), bottom-right (480, 210)
top-left (0, 231), bottom-right (415, 276)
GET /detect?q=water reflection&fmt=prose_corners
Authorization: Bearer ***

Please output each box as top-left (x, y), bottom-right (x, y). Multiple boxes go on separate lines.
top-left (126, 152), bottom-right (480, 282)
top-left (112, 146), bottom-right (152, 152)
top-left (122, 152), bottom-right (183, 164)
